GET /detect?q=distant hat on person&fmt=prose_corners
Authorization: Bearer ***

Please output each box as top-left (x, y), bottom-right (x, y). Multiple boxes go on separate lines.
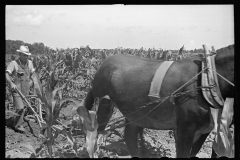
top-left (16, 45), bottom-right (31, 56)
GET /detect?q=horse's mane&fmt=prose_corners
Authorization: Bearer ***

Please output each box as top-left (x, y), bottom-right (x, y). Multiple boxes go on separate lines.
top-left (215, 44), bottom-right (234, 65)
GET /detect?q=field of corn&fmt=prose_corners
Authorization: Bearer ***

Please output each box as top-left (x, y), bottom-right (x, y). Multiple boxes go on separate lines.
top-left (5, 46), bottom-right (214, 158)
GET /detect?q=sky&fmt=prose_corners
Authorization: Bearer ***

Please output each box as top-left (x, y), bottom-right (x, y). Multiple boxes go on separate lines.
top-left (6, 5), bottom-right (234, 50)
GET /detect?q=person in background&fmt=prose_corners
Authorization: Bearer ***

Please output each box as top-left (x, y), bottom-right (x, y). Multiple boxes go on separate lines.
top-left (6, 45), bottom-right (35, 132)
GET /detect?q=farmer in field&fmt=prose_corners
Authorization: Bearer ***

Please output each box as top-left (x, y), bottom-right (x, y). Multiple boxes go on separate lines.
top-left (6, 45), bottom-right (35, 132)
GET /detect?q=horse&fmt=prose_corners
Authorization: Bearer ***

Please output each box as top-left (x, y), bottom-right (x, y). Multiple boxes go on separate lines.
top-left (83, 44), bottom-right (234, 158)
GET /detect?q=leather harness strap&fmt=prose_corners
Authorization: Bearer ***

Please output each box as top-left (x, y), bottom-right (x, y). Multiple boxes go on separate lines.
top-left (202, 45), bottom-right (224, 109)
top-left (148, 61), bottom-right (174, 101)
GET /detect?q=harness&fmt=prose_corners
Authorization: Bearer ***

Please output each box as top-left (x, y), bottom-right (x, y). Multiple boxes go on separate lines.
top-left (95, 45), bottom-right (234, 132)
top-left (148, 61), bottom-right (174, 101)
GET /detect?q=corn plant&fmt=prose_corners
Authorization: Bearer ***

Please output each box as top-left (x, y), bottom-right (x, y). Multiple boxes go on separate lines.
top-left (31, 59), bottom-right (97, 157)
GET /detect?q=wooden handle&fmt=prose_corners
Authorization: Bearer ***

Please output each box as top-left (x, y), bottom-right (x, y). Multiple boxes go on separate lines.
top-left (15, 87), bottom-right (42, 128)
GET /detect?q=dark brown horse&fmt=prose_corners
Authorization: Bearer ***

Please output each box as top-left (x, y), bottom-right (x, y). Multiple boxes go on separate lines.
top-left (83, 44), bottom-right (234, 158)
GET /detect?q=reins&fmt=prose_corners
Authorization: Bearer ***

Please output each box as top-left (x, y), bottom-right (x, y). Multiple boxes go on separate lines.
top-left (208, 68), bottom-right (235, 87)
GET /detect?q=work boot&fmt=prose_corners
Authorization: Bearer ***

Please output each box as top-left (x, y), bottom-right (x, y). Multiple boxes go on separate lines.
top-left (13, 108), bottom-right (26, 133)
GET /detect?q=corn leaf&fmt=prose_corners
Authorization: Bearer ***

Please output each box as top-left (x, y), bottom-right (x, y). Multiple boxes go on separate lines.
top-left (76, 104), bottom-right (96, 132)
top-left (59, 98), bottom-right (81, 107)
top-left (52, 125), bottom-right (78, 155)
top-left (40, 121), bottom-right (47, 129)
top-left (31, 72), bottom-right (43, 99)
top-left (49, 71), bottom-right (58, 91)
top-left (67, 72), bottom-right (82, 81)
top-left (51, 84), bottom-right (69, 120)
top-left (111, 129), bottom-right (123, 139)
top-left (52, 104), bottom-right (63, 121)
top-left (97, 131), bottom-right (111, 145)
top-left (52, 124), bottom-right (64, 132)
top-left (64, 130), bottom-right (75, 147)
top-left (212, 98), bottom-right (234, 158)
top-left (45, 85), bottom-right (53, 107)
top-left (51, 99), bottom-right (57, 113)
top-left (52, 83), bottom-right (66, 100)
top-left (86, 111), bottom-right (98, 158)
top-left (58, 89), bottom-right (62, 100)
top-left (6, 110), bottom-right (20, 116)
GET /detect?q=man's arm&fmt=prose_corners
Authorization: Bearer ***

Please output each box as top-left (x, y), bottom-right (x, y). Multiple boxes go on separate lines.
top-left (6, 72), bottom-right (17, 90)
top-left (6, 61), bottom-right (17, 90)
top-left (6, 72), bottom-right (13, 84)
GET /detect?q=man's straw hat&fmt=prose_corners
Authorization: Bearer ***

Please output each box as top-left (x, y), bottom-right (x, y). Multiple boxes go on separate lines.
top-left (16, 45), bottom-right (31, 56)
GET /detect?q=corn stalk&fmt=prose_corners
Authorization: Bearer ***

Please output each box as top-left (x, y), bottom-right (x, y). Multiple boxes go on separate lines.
top-left (32, 61), bottom-right (98, 157)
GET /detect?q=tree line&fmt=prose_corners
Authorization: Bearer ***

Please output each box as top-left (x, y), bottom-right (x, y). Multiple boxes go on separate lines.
top-left (6, 40), bottom-right (54, 55)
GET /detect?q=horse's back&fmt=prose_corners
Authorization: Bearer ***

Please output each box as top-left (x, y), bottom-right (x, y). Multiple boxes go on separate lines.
top-left (92, 54), bottom-right (165, 97)
top-left (93, 54), bottom-right (203, 101)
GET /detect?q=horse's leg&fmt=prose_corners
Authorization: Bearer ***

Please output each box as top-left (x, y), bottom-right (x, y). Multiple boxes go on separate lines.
top-left (138, 126), bottom-right (148, 157)
top-left (124, 119), bottom-right (145, 157)
top-left (96, 98), bottom-right (114, 132)
top-left (176, 123), bottom-right (196, 158)
top-left (211, 147), bottom-right (218, 158)
top-left (190, 133), bottom-right (210, 157)
top-left (175, 100), bottom-right (204, 158)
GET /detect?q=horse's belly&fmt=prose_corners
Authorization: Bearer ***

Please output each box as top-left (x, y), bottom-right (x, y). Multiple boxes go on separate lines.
top-left (124, 104), bottom-right (177, 130)
top-left (134, 117), bottom-right (177, 130)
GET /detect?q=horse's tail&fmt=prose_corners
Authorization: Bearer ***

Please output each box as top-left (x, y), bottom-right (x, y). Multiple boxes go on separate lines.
top-left (84, 88), bottom-right (95, 110)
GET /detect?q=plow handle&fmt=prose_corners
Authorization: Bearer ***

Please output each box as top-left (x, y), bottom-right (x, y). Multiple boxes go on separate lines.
top-left (14, 87), bottom-right (42, 128)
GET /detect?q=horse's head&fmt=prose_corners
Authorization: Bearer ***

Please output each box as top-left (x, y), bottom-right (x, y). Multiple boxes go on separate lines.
top-left (215, 44), bottom-right (234, 98)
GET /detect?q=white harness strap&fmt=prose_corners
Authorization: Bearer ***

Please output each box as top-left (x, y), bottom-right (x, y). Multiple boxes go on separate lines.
top-left (148, 61), bottom-right (174, 101)
top-left (202, 46), bottom-right (224, 108)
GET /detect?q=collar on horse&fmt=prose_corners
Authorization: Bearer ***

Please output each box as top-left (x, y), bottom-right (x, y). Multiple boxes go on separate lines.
top-left (148, 45), bottom-right (234, 109)
top-left (201, 45), bottom-right (234, 108)
top-left (201, 45), bottom-right (224, 109)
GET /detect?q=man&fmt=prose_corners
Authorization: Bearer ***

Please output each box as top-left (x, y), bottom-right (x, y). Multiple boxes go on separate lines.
top-left (6, 45), bottom-right (35, 132)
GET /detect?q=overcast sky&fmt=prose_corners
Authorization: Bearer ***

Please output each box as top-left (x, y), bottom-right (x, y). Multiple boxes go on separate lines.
top-left (6, 5), bottom-right (234, 50)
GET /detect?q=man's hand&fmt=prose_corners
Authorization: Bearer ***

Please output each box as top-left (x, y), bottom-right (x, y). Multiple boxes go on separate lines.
top-left (6, 72), bottom-right (17, 91)
top-left (10, 83), bottom-right (17, 91)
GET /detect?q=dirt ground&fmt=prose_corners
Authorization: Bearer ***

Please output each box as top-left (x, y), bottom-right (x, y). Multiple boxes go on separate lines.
top-left (5, 104), bottom-right (214, 158)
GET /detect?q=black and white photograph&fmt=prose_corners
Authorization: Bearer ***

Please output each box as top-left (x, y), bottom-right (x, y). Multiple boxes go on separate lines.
top-left (5, 5), bottom-right (234, 158)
